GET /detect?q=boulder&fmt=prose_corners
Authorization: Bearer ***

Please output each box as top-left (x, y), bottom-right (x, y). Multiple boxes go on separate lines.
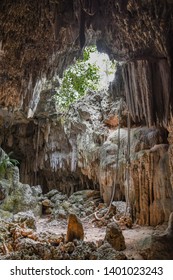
top-left (42, 199), bottom-right (53, 207)
top-left (51, 193), bottom-right (68, 203)
top-left (13, 211), bottom-right (36, 229)
top-left (31, 185), bottom-right (42, 197)
top-left (97, 242), bottom-right (127, 260)
top-left (0, 209), bottom-right (13, 221)
top-left (105, 222), bottom-right (126, 251)
top-left (0, 182), bottom-right (41, 216)
top-left (137, 213), bottom-right (173, 259)
top-left (53, 208), bottom-right (67, 219)
top-left (45, 189), bottom-right (59, 199)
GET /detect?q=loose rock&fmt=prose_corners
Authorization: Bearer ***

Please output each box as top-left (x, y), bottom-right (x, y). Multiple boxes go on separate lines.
top-left (105, 222), bottom-right (126, 251)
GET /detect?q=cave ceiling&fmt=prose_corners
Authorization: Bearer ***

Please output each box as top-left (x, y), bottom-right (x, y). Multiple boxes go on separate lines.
top-left (0, 0), bottom-right (173, 125)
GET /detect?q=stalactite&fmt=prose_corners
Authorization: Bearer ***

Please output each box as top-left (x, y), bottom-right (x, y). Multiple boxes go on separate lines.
top-left (122, 59), bottom-right (171, 126)
top-left (27, 76), bottom-right (46, 118)
top-left (44, 120), bottom-right (51, 143)
top-left (34, 122), bottom-right (40, 185)
top-left (71, 145), bottom-right (77, 172)
top-left (49, 151), bottom-right (64, 171)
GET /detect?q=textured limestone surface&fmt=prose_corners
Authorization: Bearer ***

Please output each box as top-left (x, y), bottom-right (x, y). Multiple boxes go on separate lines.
top-left (0, 148), bottom-right (42, 217)
top-left (105, 222), bottom-right (126, 251)
top-left (1, 89), bottom-right (173, 226)
top-left (0, 1), bottom-right (173, 231)
top-left (137, 212), bottom-right (173, 260)
top-left (1, 0), bottom-right (173, 127)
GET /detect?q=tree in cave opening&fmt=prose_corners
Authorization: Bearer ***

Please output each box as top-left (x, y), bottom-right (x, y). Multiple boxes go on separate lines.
top-left (45, 46), bottom-right (116, 110)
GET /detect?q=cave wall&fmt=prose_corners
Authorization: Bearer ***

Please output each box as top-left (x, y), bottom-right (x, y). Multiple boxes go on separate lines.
top-left (1, 0), bottom-right (173, 226)
top-left (0, 88), bottom-right (98, 195)
top-left (130, 144), bottom-right (173, 225)
top-left (122, 59), bottom-right (171, 126)
top-left (0, 0), bottom-right (80, 113)
top-left (0, 117), bottom-right (95, 196)
top-left (1, 0), bottom-right (173, 125)
top-left (1, 89), bottom-right (172, 226)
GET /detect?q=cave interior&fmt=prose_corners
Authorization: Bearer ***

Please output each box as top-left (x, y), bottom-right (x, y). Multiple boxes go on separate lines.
top-left (0, 0), bottom-right (173, 260)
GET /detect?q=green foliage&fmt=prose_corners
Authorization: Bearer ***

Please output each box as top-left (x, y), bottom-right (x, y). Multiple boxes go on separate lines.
top-left (0, 152), bottom-right (19, 175)
top-left (43, 46), bottom-right (116, 110)
top-left (55, 46), bottom-right (100, 109)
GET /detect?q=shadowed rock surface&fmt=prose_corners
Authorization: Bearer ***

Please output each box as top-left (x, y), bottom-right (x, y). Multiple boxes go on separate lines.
top-left (137, 212), bottom-right (173, 259)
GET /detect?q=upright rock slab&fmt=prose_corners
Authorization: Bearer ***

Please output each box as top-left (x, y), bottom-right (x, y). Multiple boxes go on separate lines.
top-left (105, 222), bottom-right (126, 251)
top-left (66, 213), bottom-right (84, 243)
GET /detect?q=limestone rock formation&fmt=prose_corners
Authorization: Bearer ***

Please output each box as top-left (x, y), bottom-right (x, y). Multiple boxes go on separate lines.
top-left (0, 148), bottom-right (42, 217)
top-left (13, 211), bottom-right (37, 230)
top-left (64, 93), bottom-right (172, 226)
top-left (137, 212), bottom-right (173, 259)
top-left (105, 222), bottom-right (126, 251)
top-left (0, 209), bottom-right (13, 220)
top-left (0, 87), bottom-right (172, 227)
top-left (66, 213), bottom-right (84, 242)
top-left (165, 212), bottom-right (173, 236)
top-left (1, 0), bottom-right (173, 127)
top-left (0, 0), bottom-right (173, 234)
top-left (97, 242), bottom-right (127, 260)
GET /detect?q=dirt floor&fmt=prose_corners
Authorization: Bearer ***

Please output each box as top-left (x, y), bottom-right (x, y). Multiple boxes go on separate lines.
top-left (37, 216), bottom-right (164, 260)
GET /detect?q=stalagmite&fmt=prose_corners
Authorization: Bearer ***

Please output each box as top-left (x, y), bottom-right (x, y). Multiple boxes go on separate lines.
top-left (66, 213), bottom-right (84, 242)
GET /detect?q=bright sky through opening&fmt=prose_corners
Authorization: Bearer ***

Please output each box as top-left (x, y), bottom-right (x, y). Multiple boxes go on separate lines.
top-left (88, 51), bottom-right (115, 89)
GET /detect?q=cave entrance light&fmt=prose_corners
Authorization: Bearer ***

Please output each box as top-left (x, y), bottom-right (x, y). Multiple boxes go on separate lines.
top-left (49, 46), bottom-right (116, 110)
top-left (87, 48), bottom-right (116, 90)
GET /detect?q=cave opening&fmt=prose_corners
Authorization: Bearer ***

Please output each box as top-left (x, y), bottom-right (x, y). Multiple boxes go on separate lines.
top-left (42, 45), bottom-right (117, 113)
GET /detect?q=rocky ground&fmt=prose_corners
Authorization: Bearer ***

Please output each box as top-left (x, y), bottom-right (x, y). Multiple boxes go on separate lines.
top-left (36, 215), bottom-right (155, 260)
top-left (0, 187), bottom-right (172, 260)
